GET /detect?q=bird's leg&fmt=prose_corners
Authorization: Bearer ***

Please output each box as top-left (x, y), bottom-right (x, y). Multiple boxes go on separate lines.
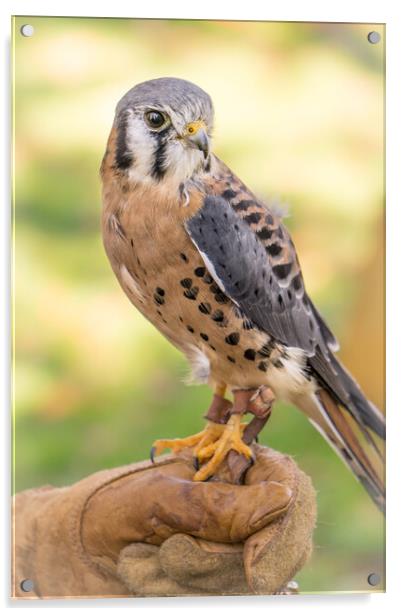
top-left (225, 386), bottom-right (276, 484)
top-left (192, 389), bottom-right (255, 482)
top-left (150, 384), bottom-right (232, 462)
top-left (193, 386), bottom-right (275, 483)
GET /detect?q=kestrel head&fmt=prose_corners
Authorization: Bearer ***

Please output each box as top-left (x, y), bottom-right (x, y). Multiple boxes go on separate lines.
top-left (112, 77), bottom-right (214, 185)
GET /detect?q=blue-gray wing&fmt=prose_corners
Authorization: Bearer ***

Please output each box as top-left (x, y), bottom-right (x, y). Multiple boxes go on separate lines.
top-left (185, 194), bottom-right (335, 357)
top-left (186, 193), bottom-right (385, 442)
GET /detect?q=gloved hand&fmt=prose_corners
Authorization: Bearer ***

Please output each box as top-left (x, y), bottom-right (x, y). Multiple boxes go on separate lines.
top-left (12, 444), bottom-right (316, 598)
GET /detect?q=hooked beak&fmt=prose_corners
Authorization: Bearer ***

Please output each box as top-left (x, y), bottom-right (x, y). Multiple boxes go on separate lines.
top-left (185, 121), bottom-right (210, 159)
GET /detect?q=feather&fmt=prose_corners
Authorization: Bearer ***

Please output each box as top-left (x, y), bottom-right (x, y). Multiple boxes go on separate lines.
top-left (296, 390), bottom-right (385, 512)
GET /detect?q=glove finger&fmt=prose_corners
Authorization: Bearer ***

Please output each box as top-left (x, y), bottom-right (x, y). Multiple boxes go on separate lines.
top-left (148, 470), bottom-right (292, 544)
top-left (243, 463), bottom-right (316, 594)
top-left (159, 534), bottom-right (249, 594)
top-left (117, 542), bottom-right (196, 596)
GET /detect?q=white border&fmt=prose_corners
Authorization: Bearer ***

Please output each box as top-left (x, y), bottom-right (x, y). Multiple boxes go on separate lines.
top-left (2, 1), bottom-right (401, 613)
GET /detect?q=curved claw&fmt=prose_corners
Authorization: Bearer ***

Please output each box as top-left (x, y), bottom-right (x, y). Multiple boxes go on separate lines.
top-left (150, 446), bottom-right (156, 464)
top-left (193, 456), bottom-right (200, 471)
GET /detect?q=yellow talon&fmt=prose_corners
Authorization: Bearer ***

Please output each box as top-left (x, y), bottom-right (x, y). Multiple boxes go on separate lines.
top-left (193, 414), bottom-right (253, 482)
top-left (196, 422), bottom-right (248, 462)
top-left (150, 421), bottom-right (226, 461)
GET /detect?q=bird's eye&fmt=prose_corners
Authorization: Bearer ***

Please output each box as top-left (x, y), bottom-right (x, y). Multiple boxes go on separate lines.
top-left (145, 110), bottom-right (167, 129)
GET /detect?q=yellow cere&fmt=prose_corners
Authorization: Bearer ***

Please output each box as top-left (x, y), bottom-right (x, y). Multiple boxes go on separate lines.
top-left (186, 120), bottom-right (206, 135)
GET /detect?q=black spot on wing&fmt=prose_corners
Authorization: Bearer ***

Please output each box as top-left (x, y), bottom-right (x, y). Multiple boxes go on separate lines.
top-left (257, 227), bottom-right (273, 241)
top-left (222, 189), bottom-right (237, 200)
top-left (273, 263), bottom-right (292, 280)
top-left (244, 212), bottom-right (262, 225)
top-left (266, 243), bottom-right (282, 257)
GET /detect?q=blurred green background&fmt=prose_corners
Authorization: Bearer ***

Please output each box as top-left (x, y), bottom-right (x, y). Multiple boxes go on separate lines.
top-left (13, 17), bottom-right (385, 593)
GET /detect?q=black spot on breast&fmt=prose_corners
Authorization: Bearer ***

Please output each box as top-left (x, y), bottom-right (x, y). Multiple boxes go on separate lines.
top-left (180, 253), bottom-right (189, 263)
top-left (214, 291), bottom-right (229, 304)
top-left (257, 227), bottom-right (273, 241)
top-left (198, 302), bottom-right (211, 314)
top-left (244, 349), bottom-right (256, 361)
top-left (187, 325), bottom-right (195, 333)
top-left (180, 278), bottom-right (192, 288)
top-left (258, 342), bottom-right (274, 357)
top-left (194, 266), bottom-right (206, 277)
top-left (277, 227), bottom-right (284, 239)
top-left (200, 332), bottom-right (209, 341)
top-left (211, 309), bottom-right (224, 322)
top-left (225, 332), bottom-right (240, 346)
top-left (244, 212), bottom-right (262, 225)
top-left (209, 344), bottom-right (216, 351)
top-left (210, 282), bottom-right (221, 294)
top-left (267, 243), bottom-right (282, 257)
top-left (222, 189), bottom-right (237, 200)
top-left (265, 214), bottom-right (274, 225)
top-left (227, 356), bottom-right (236, 363)
top-left (273, 359), bottom-right (284, 369)
top-left (155, 287), bottom-right (165, 297)
top-left (184, 287), bottom-right (199, 300)
top-left (203, 273), bottom-right (213, 284)
top-left (179, 316), bottom-right (183, 322)
top-left (154, 293), bottom-right (165, 306)
top-left (130, 239), bottom-right (134, 248)
top-left (273, 263), bottom-right (292, 279)
top-left (258, 361), bottom-right (268, 372)
top-left (278, 294), bottom-right (284, 308)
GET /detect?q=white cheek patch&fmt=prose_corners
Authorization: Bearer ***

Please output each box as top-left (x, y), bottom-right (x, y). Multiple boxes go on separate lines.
top-left (125, 113), bottom-right (157, 184)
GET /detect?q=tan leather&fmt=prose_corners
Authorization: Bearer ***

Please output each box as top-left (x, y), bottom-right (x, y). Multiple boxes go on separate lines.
top-left (12, 445), bottom-right (316, 598)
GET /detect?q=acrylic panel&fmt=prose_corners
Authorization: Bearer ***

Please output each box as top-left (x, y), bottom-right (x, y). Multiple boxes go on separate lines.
top-left (12, 16), bottom-right (385, 598)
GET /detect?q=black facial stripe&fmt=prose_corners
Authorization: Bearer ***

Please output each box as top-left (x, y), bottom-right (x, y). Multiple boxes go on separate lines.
top-left (151, 133), bottom-right (168, 180)
top-left (151, 126), bottom-right (174, 181)
top-left (115, 111), bottom-right (133, 170)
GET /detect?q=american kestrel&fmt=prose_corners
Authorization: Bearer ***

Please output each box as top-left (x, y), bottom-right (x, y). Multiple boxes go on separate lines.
top-left (101, 78), bottom-right (385, 510)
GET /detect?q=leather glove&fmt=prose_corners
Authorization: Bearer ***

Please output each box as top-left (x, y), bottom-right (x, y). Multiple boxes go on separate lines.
top-left (12, 444), bottom-right (316, 598)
